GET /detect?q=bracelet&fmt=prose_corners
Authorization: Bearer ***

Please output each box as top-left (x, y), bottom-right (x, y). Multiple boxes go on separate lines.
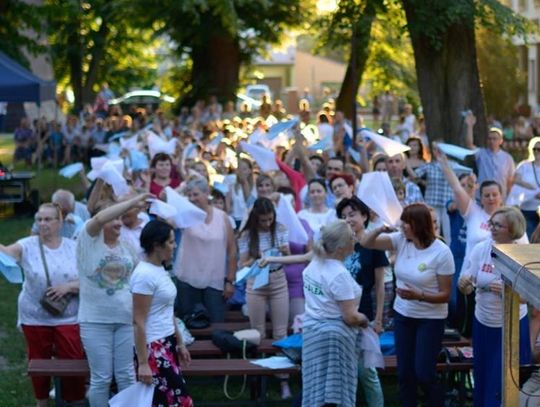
top-left (224, 277), bottom-right (234, 285)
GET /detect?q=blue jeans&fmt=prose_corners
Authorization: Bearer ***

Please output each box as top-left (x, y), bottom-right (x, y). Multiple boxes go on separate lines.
top-left (79, 323), bottom-right (135, 407)
top-left (394, 312), bottom-right (445, 407)
top-left (358, 366), bottom-right (384, 406)
top-left (177, 281), bottom-right (225, 322)
top-left (472, 315), bottom-right (531, 407)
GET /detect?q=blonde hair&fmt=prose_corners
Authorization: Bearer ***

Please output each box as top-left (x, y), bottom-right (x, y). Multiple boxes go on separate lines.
top-left (527, 136), bottom-right (540, 161)
top-left (491, 206), bottom-right (526, 240)
top-left (38, 202), bottom-right (64, 222)
top-left (312, 220), bottom-right (353, 258)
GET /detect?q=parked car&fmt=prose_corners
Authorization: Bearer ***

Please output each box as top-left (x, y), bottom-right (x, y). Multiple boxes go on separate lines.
top-left (236, 93), bottom-right (262, 112)
top-left (108, 90), bottom-right (176, 108)
top-left (245, 84), bottom-right (272, 102)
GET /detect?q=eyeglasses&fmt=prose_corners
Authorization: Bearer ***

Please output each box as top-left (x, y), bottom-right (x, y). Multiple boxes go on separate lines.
top-left (35, 217), bottom-right (59, 223)
top-left (488, 221), bottom-right (507, 230)
top-left (533, 147), bottom-right (540, 152)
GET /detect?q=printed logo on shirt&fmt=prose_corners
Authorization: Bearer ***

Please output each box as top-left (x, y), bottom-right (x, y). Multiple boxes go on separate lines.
top-left (480, 263), bottom-right (494, 274)
top-left (417, 263), bottom-right (427, 272)
top-left (88, 254), bottom-right (134, 295)
top-left (304, 275), bottom-right (323, 296)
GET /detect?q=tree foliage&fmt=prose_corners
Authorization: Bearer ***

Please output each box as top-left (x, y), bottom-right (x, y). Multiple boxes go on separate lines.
top-left (131, 0), bottom-right (314, 103)
top-left (45, 0), bottom-right (160, 111)
top-left (0, 0), bottom-right (45, 67)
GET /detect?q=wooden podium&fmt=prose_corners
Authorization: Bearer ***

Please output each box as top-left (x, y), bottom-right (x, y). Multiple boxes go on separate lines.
top-left (492, 244), bottom-right (540, 406)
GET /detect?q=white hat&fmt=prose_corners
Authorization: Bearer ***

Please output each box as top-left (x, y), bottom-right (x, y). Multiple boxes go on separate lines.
top-left (164, 187), bottom-right (207, 228)
top-left (240, 141), bottom-right (279, 172)
top-left (360, 129), bottom-right (410, 157)
top-left (356, 171), bottom-right (402, 226)
top-left (59, 162), bottom-right (84, 179)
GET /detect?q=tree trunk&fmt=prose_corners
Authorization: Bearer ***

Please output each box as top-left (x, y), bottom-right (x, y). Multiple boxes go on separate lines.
top-left (402, 0), bottom-right (487, 146)
top-left (187, 29), bottom-right (241, 105)
top-left (336, 2), bottom-right (377, 119)
top-left (67, 23), bottom-right (83, 113)
top-left (82, 19), bottom-right (110, 106)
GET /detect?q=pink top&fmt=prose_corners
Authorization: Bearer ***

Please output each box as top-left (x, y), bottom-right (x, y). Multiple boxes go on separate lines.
top-left (175, 207), bottom-right (228, 291)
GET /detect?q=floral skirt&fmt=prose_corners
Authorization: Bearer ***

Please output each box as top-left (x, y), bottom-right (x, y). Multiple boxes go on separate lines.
top-left (135, 334), bottom-right (193, 407)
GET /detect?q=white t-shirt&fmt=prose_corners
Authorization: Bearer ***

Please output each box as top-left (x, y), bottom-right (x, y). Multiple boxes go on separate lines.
top-left (17, 236), bottom-right (79, 326)
top-left (514, 160), bottom-right (540, 211)
top-left (297, 208), bottom-right (336, 240)
top-left (303, 257), bottom-right (362, 320)
top-left (130, 261), bottom-right (176, 343)
top-left (77, 225), bottom-right (138, 324)
top-left (390, 232), bottom-right (455, 319)
top-left (462, 201), bottom-right (529, 274)
top-left (462, 239), bottom-right (527, 327)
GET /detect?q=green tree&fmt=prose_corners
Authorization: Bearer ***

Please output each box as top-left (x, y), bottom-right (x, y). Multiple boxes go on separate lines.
top-left (0, 0), bottom-right (45, 67)
top-left (132, 0), bottom-right (314, 105)
top-left (476, 27), bottom-right (526, 121)
top-left (401, 0), bottom-right (533, 145)
top-left (46, 0), bottom-right (160, 112)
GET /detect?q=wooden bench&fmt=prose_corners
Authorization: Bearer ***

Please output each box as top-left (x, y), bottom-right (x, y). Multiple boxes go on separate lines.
top-left (189, 322), bottom-right (277, 338)
top-left (28, 358), bottom-right (299, 407)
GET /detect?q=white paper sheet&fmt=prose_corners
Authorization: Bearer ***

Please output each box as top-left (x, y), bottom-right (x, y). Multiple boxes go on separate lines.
top-left (149, 199), bottom-right (178, 220)
top-left (356, 172), bottom-right (403, 226)
top-left (59, 162), bottom-right (84, 179)
top-left (97, 161), bottom-right (130, 197)
top-left (0, 252), bottom-right (23, 283)
top-left (360, 129), bottom-right (410, 157)
top-left (275, 195), bottom-right (308, 245)
top-left (109, 382), bottom-right (154, 407)
top-left (437, 143), bottom-right (477, 161)
top-left (267, 118), bottom-right (299, 140)
top-left (165, 187), bottom-right (207, 228)
top-left (251, 356), bottom-right (296, 369)
top-left (239, 141), bottom-right (279, 172)
top-left (147, 131), bottom-right (177, 158)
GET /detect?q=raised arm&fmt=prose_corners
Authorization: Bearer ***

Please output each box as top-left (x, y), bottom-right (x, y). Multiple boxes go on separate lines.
top-left (357, 226), bottom-right (394, 252)
top-left (464, 113), bottom-right (476, 150)
top-left (0, 242), bottom-right (23, 263)
top-left (433, 146), bottom-right (471, 215)
top-left (292, 130), bottom-right (317, 181)
top-left (85, 193), bottom-right (151, 237)
top-left (86, 178), bottom-right (105, 215)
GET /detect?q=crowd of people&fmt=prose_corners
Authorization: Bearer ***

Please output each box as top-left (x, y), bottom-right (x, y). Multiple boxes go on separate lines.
top-left (3, 92), bottom-right (540, 407)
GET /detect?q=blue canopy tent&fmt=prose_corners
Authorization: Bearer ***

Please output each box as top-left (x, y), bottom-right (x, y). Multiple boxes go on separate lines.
top-left (0, 51), bottom-right (56, 104)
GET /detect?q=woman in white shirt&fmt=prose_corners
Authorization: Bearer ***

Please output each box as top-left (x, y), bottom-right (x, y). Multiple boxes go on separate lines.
top-left (512, 136), bottom-right (540, 238)
top-left (77, 194), bottom-right (149, 406)
top-left (302, 219), bottom-right (368, 407)
top-left (360, 203), bottom-right (454, 407)
top-left (297, 179), bottom-right (335, 237)
top-left (132, 220), bottom-right (193, 406)
top-left (0, 203), bottom-right (85, 407)
top-left (458, 206), bottom-right (531, 407)
top-left (229, 158), bottom-right (256, 229)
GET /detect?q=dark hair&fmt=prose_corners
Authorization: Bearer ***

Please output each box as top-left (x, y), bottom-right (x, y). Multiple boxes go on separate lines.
top-left (330, 173), bottom-right (355, 189)
top-left (241, 197), bottom-right (276, 259)
top-left (336, 196), bottom-right (370, 227)
top-left (277, 186), bottom-right (296, 199)
top-left (318, 113), bottom-right (329, 123)
top-left (211, 188), bottom-right (226, 201)
top-left (140, 220), bottom-right (174, 255)
top-left (405, 136), bottom-right (425, 159)
top-left (308, 178), bottom-right (327, 192)
top-left (328, 156), bottom-right (345, 165)
top-left (308, 155), bottom-right (324, 165)
top-left (479, 180), bottom-right (502, 196)
top-left (150, 153), bottom-right (172, 169)
top-left (400, 203), bottom-right (436, 248)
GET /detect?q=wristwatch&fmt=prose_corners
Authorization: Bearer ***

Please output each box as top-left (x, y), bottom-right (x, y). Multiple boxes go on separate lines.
top-left (224, 277), bottom-right (234, 285)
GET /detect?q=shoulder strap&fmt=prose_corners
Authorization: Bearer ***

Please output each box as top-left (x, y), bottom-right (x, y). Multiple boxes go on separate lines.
top-left (532, 161), bottom-right (540, 188)
top-left (38, 238), bottom-right (52, 287)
